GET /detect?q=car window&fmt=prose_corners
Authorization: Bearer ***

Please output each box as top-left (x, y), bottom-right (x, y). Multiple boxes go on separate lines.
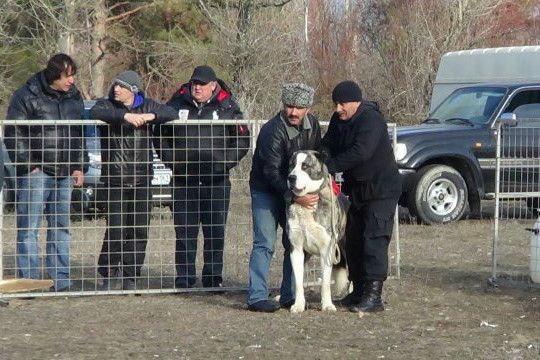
top-left (430, 87), bottom-right (506, 125)
top-left (514, 103), bottom-right (540, 118)
top-left (502, 90), bottom-right (540, 128)
top-left (504, 89), bottom-right (540, 112)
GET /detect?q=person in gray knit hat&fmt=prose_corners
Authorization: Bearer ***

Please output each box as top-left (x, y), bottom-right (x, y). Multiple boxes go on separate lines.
top-left (90, 70), bottom-right (177, 291)
top-left (113, 70), bottom-right (143, 94)
top-left (246, 82), bottom-right (321, 312)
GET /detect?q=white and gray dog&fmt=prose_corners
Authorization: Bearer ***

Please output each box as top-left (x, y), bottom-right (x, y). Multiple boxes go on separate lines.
top-left (286, 150), bottom-right (349, 312)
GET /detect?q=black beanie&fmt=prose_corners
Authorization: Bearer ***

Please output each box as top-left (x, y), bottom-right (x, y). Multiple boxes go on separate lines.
top-left (332, 80), bottom-right (362, 103)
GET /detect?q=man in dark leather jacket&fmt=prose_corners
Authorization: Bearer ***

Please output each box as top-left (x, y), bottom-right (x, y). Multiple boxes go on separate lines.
top-left (90, 70), bottom-right (178, 291)
top-left (4, 54), bottom-right (85, 292)
top-left (247, 83), bottom-right (321, 312)
top-left (154, 65), bottom-right (250, 290)
top-left (320, 80), bottom-right (401, 314)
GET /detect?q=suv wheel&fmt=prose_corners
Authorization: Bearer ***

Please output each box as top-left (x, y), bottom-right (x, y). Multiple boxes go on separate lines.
top-left (408, 165), bottom-right (468, 224)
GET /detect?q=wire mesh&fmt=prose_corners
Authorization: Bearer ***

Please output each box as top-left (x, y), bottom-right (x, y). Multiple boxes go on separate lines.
top-left (0, 118), bottom-right (400, 298)
top-left (492, 117), bottom-right (540, 288)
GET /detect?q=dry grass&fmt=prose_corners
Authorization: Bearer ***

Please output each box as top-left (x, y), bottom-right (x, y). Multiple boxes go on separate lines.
top-left (1, 198), bottom-right (539, 359)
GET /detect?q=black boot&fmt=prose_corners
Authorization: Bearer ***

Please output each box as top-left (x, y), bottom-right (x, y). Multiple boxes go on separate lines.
top-left (349, 280), bottom-right (384, 313)
top-left (338, 281), bottom-right (364, 307)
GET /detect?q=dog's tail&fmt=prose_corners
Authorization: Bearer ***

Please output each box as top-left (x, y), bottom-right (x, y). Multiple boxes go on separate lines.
top-left (332, 262), bottom-right (349, 296)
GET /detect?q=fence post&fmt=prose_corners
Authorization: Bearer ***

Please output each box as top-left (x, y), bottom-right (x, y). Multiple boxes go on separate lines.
top-left (491, 121), bottom-right (503, 281)
top-left (391, 124), bottom-right (400, 279)
top-left (0, 120), bottom-right (4, 284)
top-left (251, 120), bottom-right (260, 154)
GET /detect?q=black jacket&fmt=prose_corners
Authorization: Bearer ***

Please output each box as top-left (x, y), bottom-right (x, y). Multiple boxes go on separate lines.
top-left (320, 101), bottom-right (401, 201)
top-left (90, 88), bottom-right (178, 186)
top-left (153, 80), bottom-right (250, 184)
top-left (4, 71), bottom-right (85, 178)
top-left (250, 111), bottom-right (321, 197)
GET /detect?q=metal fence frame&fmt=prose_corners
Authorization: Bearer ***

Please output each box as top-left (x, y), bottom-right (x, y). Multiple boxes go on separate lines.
top-left (491, 119), bottom-right (540, 288)
top-left (0, 118), bottom-right (400, 298)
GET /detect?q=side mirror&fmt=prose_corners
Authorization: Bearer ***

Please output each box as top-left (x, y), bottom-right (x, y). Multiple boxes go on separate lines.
top-left (499, 112), bottom-right (518, 127)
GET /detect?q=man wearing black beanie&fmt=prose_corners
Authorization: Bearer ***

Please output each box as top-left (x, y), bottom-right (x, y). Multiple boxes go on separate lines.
top-left (320, 80), bottom-right (401, 313)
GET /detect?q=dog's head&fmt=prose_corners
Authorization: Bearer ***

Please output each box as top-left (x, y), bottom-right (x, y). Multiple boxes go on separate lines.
top-left (287, 150), bottom-right (328, 197)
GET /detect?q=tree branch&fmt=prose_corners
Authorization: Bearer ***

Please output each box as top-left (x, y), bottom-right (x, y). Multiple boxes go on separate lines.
top-left (200, 0), bottom-right (292, 10)
top-left (106, 4), bottom-right (152, 24)
top-left (256, 0), bottom-right (292, 8)
top-left (108, 1), bottom-right (130, 12)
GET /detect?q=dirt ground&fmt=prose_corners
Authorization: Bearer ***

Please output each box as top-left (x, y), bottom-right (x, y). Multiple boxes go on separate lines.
top-left (1, 202), bottom-right (540, 359)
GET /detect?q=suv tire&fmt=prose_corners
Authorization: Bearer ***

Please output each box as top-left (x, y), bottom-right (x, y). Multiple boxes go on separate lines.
top-left (408, 165), bottom-right (468, 224)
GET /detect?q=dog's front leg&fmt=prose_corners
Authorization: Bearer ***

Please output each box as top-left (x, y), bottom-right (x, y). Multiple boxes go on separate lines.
top-left (320, 252), bottom-right (337, 312)
top-left (290, 248), bottom-right (305, 313)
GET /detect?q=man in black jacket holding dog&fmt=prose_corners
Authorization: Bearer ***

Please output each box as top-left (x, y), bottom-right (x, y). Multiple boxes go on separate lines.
top-left (154, 65), bottom-right (250, 290)
top-left (320, 80), bottom-right (401, 313)
top-left (90, 70), bottom-right (178, 290)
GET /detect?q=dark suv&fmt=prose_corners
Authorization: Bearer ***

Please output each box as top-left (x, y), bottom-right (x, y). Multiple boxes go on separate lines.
top-left (396, 83), bottom-right (540, 224)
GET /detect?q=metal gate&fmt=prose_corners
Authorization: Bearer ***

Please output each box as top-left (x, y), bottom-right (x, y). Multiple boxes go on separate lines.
top-left (0, 118), bottom-right (400, 298)
top-left (491, 116), bottom-right (540, 288)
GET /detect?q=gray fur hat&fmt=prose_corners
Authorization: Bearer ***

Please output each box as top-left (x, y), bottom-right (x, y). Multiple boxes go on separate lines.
top-left (281, 83), bottom-right (314, 108)
top-left (114, 70), bottom-right (143, 93)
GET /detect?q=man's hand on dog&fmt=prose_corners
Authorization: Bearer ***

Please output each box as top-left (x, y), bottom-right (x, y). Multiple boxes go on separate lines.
top-left (294, 194), bottom-right (320, 209)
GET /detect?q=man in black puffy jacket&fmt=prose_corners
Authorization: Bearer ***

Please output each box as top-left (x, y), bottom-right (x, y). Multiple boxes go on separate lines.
top-left (320, 80), bottom-right (401, 314)
top-left (247, 83), bottom-right (321, 312)
top-left (154, 65), bottom-right (250, 290)
top-left (4, 54), bottom-right (85, 292)
top-left (90, 70), bottom-right (178, 290)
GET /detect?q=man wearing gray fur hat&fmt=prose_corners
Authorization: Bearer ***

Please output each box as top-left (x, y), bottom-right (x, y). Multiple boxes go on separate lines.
top-left (90, 70), bottom-right (178, 291)
top-left (247, 83), bottom-right (321, 312)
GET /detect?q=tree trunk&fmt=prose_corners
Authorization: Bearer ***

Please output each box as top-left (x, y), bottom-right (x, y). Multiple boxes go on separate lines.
top-left (304, 0), bottom-right (309, 45)
top-left (57, 0), bottom-right (76, 54)
top-left (91, 0), bottom-right (107, 98)
top-left (231, 0), bottom-right (251, 96)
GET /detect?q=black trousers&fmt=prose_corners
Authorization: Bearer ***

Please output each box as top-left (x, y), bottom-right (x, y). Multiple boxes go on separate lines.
top-left (345, 197), bottom-right (398, 283)
top-left (98, 184), bottom-right (151, 279)
top-left (173, 177), bottom-right (231, 287)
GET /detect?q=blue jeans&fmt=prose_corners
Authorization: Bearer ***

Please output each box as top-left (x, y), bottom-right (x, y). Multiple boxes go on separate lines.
top-left (247, 189), bottom-right (294, 305)
top-left (16, 170), bottom-right (72, 290)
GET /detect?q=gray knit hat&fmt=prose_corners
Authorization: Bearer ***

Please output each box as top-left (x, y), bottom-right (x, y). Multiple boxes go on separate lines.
top-left (281, 83), bottom-right (314, 108)
top-left (114, 70), bottom-right (143, 93)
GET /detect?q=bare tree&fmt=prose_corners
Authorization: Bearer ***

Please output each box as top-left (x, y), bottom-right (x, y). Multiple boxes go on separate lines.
top-left (306, 0), bottom-right (360, 115)
top-left (2, 0), bottom-right (155, 99)
top-left (57, 0), bottom-right (77, 54)
top-left (86, 1), bottom-right (155, 97)
top-left (354, 0), bottom-right (516, 124)
top-left (195, 0), bottom-right (309, 118)
top-left (0, 1), bottom-right (42, 113)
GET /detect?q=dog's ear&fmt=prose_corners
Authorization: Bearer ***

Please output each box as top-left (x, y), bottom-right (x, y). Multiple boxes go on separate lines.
top-left (314, 150), bottom-right (329, 164)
